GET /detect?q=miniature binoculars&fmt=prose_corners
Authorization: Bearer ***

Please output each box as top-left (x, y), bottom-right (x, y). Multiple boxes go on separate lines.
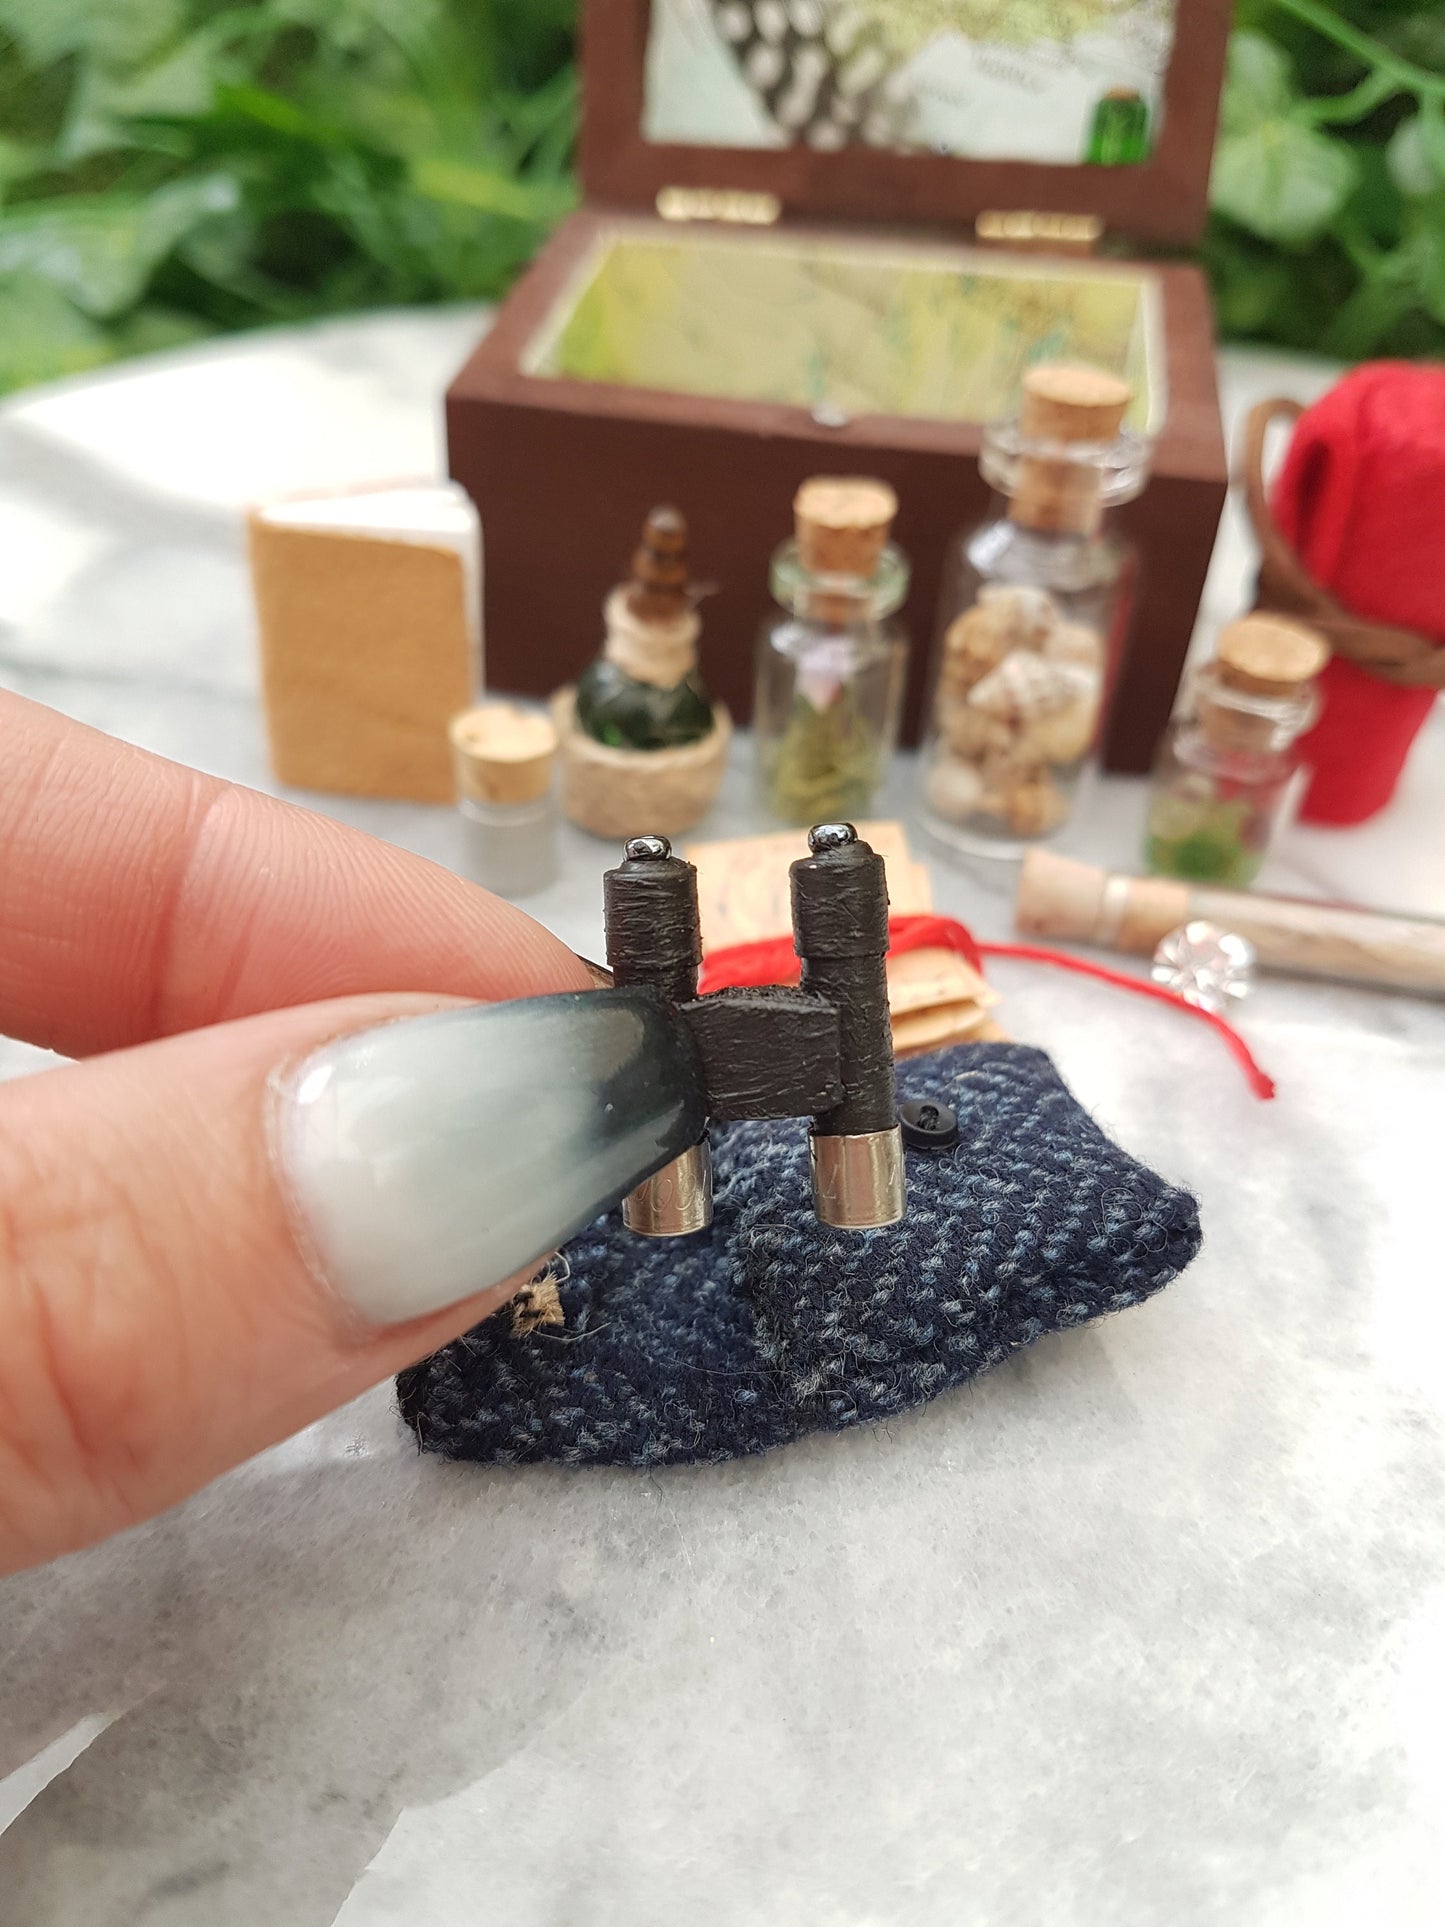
top-left (603, 823), bottom-right (904, 1235)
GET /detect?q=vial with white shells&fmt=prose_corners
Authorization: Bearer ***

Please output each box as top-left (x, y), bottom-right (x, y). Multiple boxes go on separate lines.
top-left (918, 363), bottom-right (1152, 857)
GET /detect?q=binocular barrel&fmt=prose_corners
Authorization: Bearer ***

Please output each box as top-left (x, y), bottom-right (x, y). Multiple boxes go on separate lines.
top-left (790, 824), bottom-right (905, 1229)
top-left (604, 835), bottom-right (713, 1236)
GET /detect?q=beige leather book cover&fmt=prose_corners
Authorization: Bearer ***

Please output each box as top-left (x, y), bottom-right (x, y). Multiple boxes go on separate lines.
top-left (249, 484), bottom-right (480, 802)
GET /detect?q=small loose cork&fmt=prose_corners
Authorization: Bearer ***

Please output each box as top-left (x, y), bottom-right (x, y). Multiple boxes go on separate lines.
top-left (626, 506), bottom-right (692, 622)
top-left (1013, 364), bottom-right (1133, 536)
top-left (794, 476), bottom-right (898, 578)
top-left (449, 702), bottom-right (556, 806)
top-left (1215, 614), bottom-right (1329, 697)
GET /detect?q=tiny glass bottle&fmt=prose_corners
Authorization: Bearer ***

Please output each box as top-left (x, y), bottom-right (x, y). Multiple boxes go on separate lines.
top-left (574, 506), bottom-right (714, 750)
top-left (1086, 87), bottom-right (1150, 164)
top-left (1144, 614), bottom-right (1329, 887)
top-left (918, 364), bottom-right (1149, 857)
top-left (449, 700), bottom-right (559, 899)
top-left (754, 477), bottom-right (909, 825)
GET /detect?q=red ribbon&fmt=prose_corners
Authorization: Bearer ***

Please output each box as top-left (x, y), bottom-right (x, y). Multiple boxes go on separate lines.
top-left (698, 913), bottom-right (1276, 1101)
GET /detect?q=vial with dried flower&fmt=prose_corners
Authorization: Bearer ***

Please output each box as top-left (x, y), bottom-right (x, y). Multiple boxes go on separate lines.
top-left (754, 477), bottom-right (910, 826)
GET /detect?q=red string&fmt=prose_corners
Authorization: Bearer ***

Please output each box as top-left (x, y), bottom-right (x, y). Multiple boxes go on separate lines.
top-left (695, 913), bottom-right (985, 995)
top-left (976, 940), bottom-right (1276, 1100)
top-left (698, 912), bottom-right (1276, 1100)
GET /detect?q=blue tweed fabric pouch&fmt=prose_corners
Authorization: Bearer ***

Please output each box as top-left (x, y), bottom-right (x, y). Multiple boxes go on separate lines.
top-left (397, 1043), bottom-right (1201, 1467)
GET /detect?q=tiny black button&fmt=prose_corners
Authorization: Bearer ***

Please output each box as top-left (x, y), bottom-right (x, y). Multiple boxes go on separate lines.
top-left (898, 1097), bottom-right (959, 1152)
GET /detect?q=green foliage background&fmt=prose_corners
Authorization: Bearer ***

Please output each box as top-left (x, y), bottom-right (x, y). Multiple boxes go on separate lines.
top-left (0, 0), bottom-right (1440, 395)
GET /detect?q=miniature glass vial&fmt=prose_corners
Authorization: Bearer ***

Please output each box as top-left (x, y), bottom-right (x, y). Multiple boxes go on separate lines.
top-left (449, 701), bottom-right (559, 899)
top-left (754, 477), bottom-right (909, 825)
top-left (1144, 614), bottom-right (1329, 886)
top-left (919, 365), bottom-right (1150, 857)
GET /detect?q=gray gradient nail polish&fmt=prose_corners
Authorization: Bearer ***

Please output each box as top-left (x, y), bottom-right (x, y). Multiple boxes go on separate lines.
top-left (276, 991), bottom-right (705, 1326)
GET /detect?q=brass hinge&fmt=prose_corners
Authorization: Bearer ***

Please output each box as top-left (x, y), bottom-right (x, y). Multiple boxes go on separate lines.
top-left (975, 210), bottom-right (1103, 254)
top-left (656, 186), bottom-right (782, 226)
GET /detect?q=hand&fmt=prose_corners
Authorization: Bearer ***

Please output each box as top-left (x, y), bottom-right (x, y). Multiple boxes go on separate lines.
top-left (0, 692), bottom-right (609, 1574)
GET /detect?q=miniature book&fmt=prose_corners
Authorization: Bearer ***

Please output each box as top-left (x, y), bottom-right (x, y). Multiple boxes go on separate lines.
top-left (249, 481), bottom-right (481, 802)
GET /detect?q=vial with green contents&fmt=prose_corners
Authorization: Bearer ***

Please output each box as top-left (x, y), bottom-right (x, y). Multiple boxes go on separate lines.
top-left (1086, 88), bottom-right (1150, 165)
top-left (1145, 614), bottom-right (1329, 888)
top-left (574, 506), bottom-right (715, 752)
top-left (1144, 781), bottom-right (1280, 886)
top-left (754, 477), bottom-right (909, 827)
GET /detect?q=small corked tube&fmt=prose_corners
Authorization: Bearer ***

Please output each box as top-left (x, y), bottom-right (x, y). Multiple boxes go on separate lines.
top-left (790, 823), bottom-right (905, 1229)
top-left (604, 835), bottom-right (712, 1236)
top-left (1017, 848), bottom-right (1445, 998)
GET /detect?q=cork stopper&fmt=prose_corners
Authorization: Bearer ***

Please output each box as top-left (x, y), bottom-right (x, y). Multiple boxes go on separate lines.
top-left (449, 701), bottom-right (556, 806)
top-left (1215, 614), bottom-right (1329, 697)
top-left (1012, 364), bottom-right (1133, 535)
top-left (625, 506), bottom-right (692, 622)
top-left (794, 476), bottom-right (898, 578)
top-left (1019, 365), bottom-right (1133, 444)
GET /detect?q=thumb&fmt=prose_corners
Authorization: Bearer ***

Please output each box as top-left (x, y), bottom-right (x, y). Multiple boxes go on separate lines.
top-left (0, 989), bottom-right (703, 1572)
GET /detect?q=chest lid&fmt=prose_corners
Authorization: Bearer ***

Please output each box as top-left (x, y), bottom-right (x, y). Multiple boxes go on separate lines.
top-left (581, 0), bottom-right (1232, 249)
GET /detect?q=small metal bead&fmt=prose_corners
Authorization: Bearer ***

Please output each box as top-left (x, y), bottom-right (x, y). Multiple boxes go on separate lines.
top-left (807, 822), bottom-right (858, 854)
top-left (623, 834), bottom-right (672, 862)
top-left (898, 1097), bottom-right (960, 1152)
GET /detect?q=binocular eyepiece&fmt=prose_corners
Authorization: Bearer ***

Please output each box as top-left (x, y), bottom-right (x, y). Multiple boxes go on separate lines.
top-left (603, 825), bottom-right (905, 1234)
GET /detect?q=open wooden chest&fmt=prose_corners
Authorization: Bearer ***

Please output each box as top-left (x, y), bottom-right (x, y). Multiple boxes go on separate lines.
top-left (447, 0), bottom-right (1233, 770)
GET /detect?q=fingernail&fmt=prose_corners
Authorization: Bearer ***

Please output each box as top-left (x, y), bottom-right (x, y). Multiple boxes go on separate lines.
top-left (275, 990), bottom-right (705, 1327)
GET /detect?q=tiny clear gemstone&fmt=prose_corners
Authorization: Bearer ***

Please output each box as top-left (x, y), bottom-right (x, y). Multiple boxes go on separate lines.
top-left (1152, 921), bottom-right (1257, 1015)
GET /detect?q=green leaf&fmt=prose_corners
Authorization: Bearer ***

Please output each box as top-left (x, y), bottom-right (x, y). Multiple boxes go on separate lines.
top-left (0, 0), bottom-right (587, 391)
top-left (1213, 250), bottom-right (1292, 334)
top-left (1220, 30), bottom-right (1296, 138)
top-left (111, 300), bottom-right (213, 356)
top-left (409, 153), bottom-right (574, 221)
top-left (0, 270), bottom-right (112, 391)
top-left (1350, 141), bottom-right (1408, 246)
top-left (214, 81), bottom-right (352, 149)
top-left (0, 171), bottom-right (240, 315)
top-left (1421, 98), bottom-right (1445, 180)
top-left (0, 133), bottom-right (44, 186)
top-left (0, 0), bottom-right (186, 68)
top-left (60, 33), bottom-right (219, 162)
top-left (1211, 115), bottom-right (1361, 244)
top-left (1318, 269), bottom-right (1417, 358)
top-left (1400, 201), bottom-right (1445, 325)
top-left (1388, 115), bottom-right (1438, 196)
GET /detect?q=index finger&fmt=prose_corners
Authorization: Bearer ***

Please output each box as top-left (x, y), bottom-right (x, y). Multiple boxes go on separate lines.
top-left (0, 691), bottom-right (592, 1058)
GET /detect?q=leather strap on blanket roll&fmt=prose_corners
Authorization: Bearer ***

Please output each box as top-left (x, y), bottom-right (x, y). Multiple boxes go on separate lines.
top-left (1240, 397), bottom-right (1445, 691)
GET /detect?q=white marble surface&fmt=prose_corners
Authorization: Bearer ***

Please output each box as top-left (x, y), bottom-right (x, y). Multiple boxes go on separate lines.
top-left (0, 312), bottom-right (1442, 1926)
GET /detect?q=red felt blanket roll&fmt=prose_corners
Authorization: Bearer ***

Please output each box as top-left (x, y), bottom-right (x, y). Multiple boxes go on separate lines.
top-left (1272, 362), bottom-right (1445, 825)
